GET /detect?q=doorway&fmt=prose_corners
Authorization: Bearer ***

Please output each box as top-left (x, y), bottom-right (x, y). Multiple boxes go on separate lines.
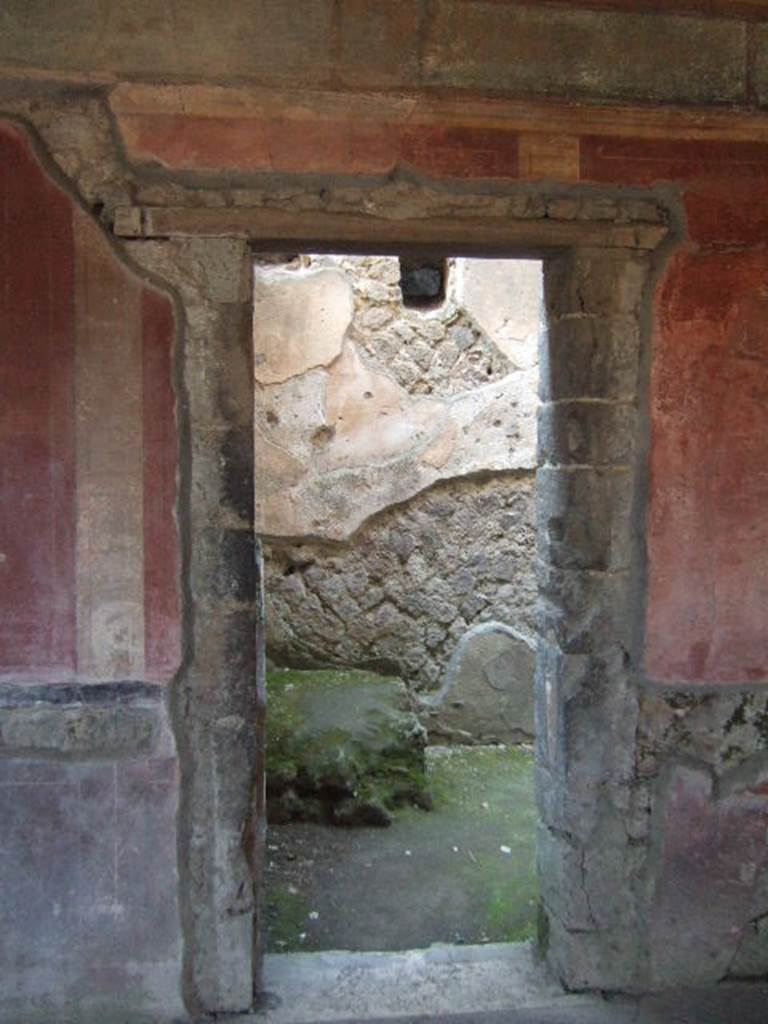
top-left (254, 252), bottom-right (544, 955)
top-left (126, 188), bottom-right (667, 1012)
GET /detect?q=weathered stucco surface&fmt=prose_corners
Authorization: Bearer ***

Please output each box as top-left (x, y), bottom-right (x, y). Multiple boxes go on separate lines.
top-left (254, 255), bottom-right (540, 542)
top-left (256, 255), bottom-right (541, 693)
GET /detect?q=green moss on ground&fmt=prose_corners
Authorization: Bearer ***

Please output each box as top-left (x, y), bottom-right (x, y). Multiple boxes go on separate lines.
top-left (266, 667), bottom-right (431, 826)
top-left (266, 744), bottom-right (538, 951)
top-left (420, 746), bottom-right (538, 944)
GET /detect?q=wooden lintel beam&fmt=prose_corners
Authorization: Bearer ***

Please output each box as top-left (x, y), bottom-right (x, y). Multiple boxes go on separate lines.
top-left (114, 205), bottom-right (668, 254)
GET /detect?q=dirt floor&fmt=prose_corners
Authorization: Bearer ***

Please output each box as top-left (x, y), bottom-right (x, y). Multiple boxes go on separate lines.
top-left (264, 745), bottom-right (537, 952)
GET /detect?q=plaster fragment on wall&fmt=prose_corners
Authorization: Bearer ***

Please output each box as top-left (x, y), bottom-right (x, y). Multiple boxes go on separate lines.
top-left (253, 267), bottom-right (353, 385)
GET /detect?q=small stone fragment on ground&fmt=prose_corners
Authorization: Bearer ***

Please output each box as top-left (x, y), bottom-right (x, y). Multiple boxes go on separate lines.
top-left (420, 621), bottom-right (536, 744)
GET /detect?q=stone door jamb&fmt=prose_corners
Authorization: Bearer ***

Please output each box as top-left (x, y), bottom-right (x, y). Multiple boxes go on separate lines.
top-left (117, 190), bottom-right (671, 1010)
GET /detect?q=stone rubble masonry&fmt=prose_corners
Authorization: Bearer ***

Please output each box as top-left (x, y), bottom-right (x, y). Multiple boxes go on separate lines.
top-left (264, 473), bottom-right (536, 692)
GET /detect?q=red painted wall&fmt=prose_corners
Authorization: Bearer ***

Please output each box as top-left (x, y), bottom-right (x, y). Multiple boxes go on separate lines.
top-left (0, 123), bottom-right (77, 678)
top-left (6, 108), bottom-right (766, 688)
top-left (582, 138), bottom-right (768, 684)
top-left (0, 121), bottom-right (181, 683)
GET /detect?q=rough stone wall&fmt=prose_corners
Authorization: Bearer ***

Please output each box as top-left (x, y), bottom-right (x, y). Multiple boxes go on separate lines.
top-left (254, 255), bottom-right (540, 541)
top-left (256, 254), bottom-right (541, 689)
top-left (339, 255), bottom-right (525, 398)
top-left (265, 472), bottom-right (536, 690)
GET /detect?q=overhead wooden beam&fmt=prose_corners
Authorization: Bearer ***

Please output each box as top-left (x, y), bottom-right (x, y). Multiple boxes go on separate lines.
top-left (113, 204), bottom-right (668, 254)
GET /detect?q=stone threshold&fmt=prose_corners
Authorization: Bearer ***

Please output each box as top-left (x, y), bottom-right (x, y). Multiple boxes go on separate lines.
top-left (257, 942), bottom-right (580, 1023)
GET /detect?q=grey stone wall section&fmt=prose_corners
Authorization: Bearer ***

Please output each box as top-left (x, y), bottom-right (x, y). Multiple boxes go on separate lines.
top-left (535, 247), bottom-right (652, 990)
top-left (127, 238), bottom-right (263, 1015)
top-left (264, 473), bottom-right (537, 690)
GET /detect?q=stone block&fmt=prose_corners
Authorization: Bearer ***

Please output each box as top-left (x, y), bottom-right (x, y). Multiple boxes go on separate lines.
top-left (539, 315), bottom-right (641, 403)
top-left (545, 911), bottom-right (643, 992)
top-left (536, 824), bottom-right (594, 931)
top-left (422, 3), bottom-right (746, 104)
top-left (536, 467), bottom-right (634, 572)
top-left (539, 809), bottom-right (635, 933)
top-left (536, 562), bottom-right (633, 655)
top-left (199, 526), bottom-right (256, 604)
top-left (211, 301), bottom-right (256, 429)
top-left (545, 250), bottom-right (650, 319)
top-left (421, 622), bottom-right (536, 744)
top-left (208, 714), bottom-right (259, 1011)
top-left (537, 401), bottom-right (637, 468)
top-left (219, 426), bottom-right (256, 522)
top-left (187, 607), bottom-right (258, 713)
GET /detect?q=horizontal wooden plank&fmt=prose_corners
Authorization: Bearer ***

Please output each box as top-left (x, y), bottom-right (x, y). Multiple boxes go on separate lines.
top-left (114, 204), bottom-right (667, 253)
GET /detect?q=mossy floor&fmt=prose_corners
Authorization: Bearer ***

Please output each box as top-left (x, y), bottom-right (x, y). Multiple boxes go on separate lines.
top-left (265, 745), bottom-right (537, 953)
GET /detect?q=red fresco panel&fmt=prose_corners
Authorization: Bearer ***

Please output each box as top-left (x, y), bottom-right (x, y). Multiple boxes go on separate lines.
top-left (580, 136), bottom-right (768, 188)
top-left (142, 287), bottom-right (181, 682)
top-left (0, 121), bottom-right (76, 679)
top-left (116, 111), bottom-right (519, 180)
top-left (580, 134), bottom-right (768, 684)
top-left (398, 125), bottom-right (519, 179)
top-left (117, 112), bottom-right (399, 176)
top-left (645, 248), bottom-right (768, 683)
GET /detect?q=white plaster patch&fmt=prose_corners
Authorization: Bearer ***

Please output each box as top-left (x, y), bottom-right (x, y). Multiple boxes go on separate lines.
top-left (323, 342), bottom-right (445, 469)
top-left (253, 266), bottom-right (353, 384)
top-left (457, 258), bottom-right (542, 370)
top-left (253, 256), bottom-right (540, 541)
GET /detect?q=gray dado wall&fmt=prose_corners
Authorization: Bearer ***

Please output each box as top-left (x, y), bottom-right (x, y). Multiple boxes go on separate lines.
top-left (255, 255), bottom-right (542, 694)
